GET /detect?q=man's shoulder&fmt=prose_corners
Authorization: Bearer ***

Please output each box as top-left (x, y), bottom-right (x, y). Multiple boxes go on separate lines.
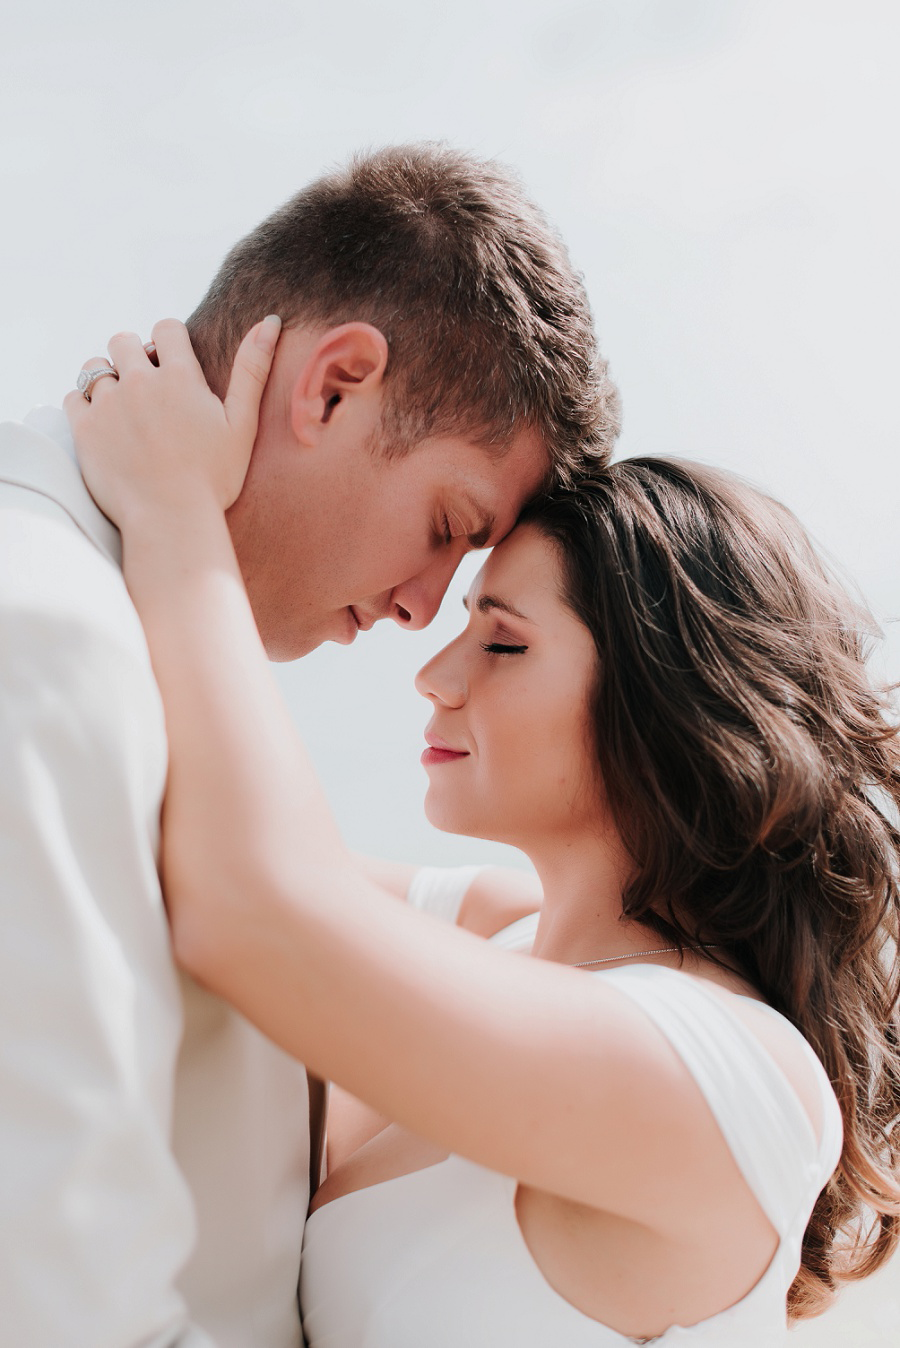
top-left (0, 412), bottom-right (122, 568)
top-left (0, 490), bottom-right (158, 720)
top-left (0, 492), bottom-right (132, 618)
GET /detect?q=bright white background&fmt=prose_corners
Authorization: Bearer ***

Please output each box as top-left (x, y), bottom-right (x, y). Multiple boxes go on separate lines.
top-left (2, 2), bottom-right (898, 1339)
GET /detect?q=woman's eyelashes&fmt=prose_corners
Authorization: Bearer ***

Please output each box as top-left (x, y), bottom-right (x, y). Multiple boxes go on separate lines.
top-left (480, 640), bottom-right (528, 656)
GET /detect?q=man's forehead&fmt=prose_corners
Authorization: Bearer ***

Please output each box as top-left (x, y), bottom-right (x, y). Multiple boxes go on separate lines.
top-left (460, 441), bottom-right (548, 541)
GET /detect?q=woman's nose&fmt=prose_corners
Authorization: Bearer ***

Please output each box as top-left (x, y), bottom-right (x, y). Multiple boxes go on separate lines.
top-left (415, 637), bottom-right (467, 707)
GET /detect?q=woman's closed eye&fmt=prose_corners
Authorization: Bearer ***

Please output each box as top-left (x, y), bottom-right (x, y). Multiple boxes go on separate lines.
top-left (480, 641), bottom-right (528, 656)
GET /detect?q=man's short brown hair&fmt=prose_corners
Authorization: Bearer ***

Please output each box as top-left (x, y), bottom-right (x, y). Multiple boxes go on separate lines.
top-left (188, 144), bottom-right (620, 487)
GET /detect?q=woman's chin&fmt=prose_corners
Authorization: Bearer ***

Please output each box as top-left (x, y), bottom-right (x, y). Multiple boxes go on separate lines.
top-left (423, 794), bottom-right (492, 842)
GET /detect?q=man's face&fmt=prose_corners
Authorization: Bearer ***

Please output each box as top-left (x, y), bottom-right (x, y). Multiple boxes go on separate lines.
top-left (227, 404), bottom-right (548, 661)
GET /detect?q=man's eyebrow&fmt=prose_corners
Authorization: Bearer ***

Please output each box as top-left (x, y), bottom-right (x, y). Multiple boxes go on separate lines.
top-left (462, 593), bottom-right (532, 622)
top-left (459, 491), bottom-right (496, 549)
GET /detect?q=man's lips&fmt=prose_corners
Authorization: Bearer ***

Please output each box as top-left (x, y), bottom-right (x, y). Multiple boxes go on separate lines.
top-left (349, 606), bottom-right (376, 632)
top-left (421, 732), bottom-right (470, 767)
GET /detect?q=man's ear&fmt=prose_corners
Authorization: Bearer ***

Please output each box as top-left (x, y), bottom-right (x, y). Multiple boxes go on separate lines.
top-left (288, 323), bottom-right (389, 448)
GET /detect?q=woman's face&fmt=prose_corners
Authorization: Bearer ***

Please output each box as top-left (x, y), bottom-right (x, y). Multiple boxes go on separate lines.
top-left (415, 524), bottom-right (603, 847)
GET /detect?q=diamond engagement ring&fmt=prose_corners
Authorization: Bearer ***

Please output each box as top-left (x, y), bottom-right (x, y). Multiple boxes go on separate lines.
top-left (76, 366), bottom-right (119, 402)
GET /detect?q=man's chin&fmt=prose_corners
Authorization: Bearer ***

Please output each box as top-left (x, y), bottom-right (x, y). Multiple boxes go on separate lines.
top-left (261, 615), bottom-right (355, 662)
top-left (261, 632), bottom-right (322, 662)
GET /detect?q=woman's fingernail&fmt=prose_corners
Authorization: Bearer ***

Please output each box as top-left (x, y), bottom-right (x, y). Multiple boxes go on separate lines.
top-left (256, 315), bottom-right (282, 352)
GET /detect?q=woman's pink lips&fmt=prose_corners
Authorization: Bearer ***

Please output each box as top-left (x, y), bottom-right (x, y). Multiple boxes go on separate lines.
top-left (421, 746), bottom-right (469, 767)
top-left (422, 734), bottom-right (469, 767)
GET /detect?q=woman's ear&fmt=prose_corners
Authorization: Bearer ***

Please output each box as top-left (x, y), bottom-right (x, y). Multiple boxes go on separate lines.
top-left (288, 323), bottom-right (389, 447)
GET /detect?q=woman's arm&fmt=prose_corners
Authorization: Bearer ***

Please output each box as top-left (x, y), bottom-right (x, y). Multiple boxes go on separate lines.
top-left (330, 861), bottom-right (542, 1168)
top-left (356, 856), bottom-right (419, 900)
top-left (68, 323), bottom-right (730, 1230)
top-left (457, 867), bottom-right (542, 937)
top-left (360, 855), bottom-right (541, 937)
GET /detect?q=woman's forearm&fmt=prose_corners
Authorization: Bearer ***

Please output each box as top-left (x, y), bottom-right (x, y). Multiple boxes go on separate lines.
top-left (121, 505), bottom-right (349, 912)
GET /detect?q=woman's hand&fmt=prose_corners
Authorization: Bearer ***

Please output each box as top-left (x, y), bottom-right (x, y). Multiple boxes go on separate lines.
top-left (65, 316), bottom-right (282, 532)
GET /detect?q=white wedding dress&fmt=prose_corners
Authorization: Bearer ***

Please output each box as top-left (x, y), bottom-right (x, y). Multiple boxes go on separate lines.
top-left (301, 871), bottom-right (842, 1347)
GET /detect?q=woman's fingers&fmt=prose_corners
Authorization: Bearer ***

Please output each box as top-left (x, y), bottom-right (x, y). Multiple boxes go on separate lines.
top-left (107, 330), bottom-right (149, 374)
top-left (150, 318), bottom-right (200, 369)
top-left (63, 383), bottom-right (94, 427)
top-left (222, 316), bottom-right (282, 444)
top-left (66, 315), bottom-right (278, 524)
top-left (64, 358), bottom-right (119, 419)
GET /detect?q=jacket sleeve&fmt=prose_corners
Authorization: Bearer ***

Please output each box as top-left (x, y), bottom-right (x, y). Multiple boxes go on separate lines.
top-left (0, 525), bottom-right (217, 1346)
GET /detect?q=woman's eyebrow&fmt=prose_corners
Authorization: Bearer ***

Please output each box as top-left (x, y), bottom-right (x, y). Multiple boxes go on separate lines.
top-left (461, 592), bottom-right (532, 622)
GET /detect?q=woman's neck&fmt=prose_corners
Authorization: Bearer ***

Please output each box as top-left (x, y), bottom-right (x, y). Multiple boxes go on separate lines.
top-left (524, 829), bottom-right (661, 968)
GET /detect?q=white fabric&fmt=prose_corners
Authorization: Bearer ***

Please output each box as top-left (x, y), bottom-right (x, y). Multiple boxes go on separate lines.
top-left (487, 909), bottom-right (540, 952)
top-left (0, 414), bottom-right (309, 1348)
top-left (300, 963), bottom-right (843, 1348)
top-left (24, 403), bottom-right (78, 463)
top-left (405, 864), bottom-right (486, 923)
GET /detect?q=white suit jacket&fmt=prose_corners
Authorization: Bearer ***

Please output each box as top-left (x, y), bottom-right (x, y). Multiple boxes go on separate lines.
top-left (0, 411), bottom-right (309, 1348)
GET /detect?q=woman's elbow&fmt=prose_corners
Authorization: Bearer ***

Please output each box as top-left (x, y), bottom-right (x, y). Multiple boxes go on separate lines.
top-left (168, 894), bottom-right (225, 983)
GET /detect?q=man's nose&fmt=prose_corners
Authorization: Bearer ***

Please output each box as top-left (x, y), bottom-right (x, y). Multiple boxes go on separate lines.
top-left (388, 549), bottom-right (465, 631)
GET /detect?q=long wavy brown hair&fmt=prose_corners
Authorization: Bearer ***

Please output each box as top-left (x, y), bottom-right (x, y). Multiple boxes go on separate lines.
top-left (524, 458), bottom-right (900, 1320)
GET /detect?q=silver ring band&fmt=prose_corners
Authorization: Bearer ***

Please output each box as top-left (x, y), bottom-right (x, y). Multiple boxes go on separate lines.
top-left (76, 366), bottom-right (119, 402)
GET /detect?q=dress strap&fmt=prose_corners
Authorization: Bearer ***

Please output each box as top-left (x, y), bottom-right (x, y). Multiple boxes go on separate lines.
top-left (595, 965), bottom-right (842, 1235)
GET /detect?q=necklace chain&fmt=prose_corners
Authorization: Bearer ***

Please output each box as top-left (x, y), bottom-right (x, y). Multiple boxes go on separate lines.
top-left (574, 945), bottom-right (719, 969)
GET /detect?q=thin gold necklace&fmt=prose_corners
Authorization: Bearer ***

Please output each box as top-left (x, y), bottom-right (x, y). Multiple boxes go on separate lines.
top-left (574, 945), bottom-right (719, 968)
